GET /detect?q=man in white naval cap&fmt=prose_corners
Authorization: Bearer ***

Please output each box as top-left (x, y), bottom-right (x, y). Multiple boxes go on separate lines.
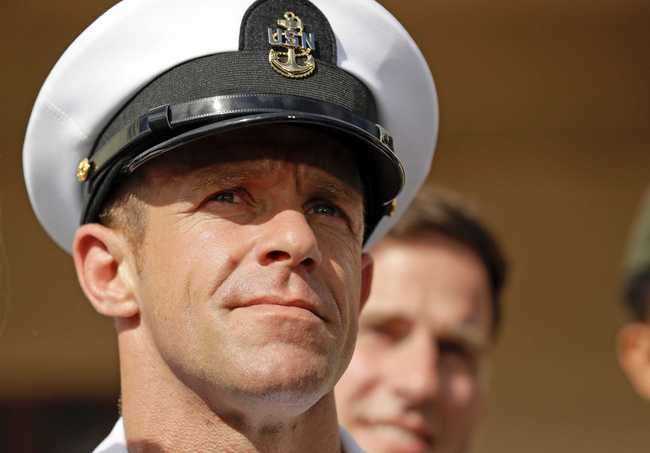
top-left (23, 0), bottom-right (438, 451)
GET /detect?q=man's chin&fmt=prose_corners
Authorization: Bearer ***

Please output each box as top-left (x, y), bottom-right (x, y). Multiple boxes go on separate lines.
top-left (223, 345), bottom-right (335, 405)
top-left (226, 305), bottom-right (336, 353)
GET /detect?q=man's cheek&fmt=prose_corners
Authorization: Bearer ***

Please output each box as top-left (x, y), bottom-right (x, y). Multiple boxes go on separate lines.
top-left (446, 372), bottom-right (480, 408)
top-left (343, 341), bottom-right (384, 394)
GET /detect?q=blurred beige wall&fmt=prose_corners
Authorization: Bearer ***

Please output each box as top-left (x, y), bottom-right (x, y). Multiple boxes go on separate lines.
top-left (1, 1), bottom-right (649, 452)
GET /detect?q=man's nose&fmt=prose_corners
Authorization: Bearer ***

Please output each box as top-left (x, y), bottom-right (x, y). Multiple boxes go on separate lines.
top-left (390, 331), bottom-right (439, 403)
top-left (254, 209), bottom-right (323, 272)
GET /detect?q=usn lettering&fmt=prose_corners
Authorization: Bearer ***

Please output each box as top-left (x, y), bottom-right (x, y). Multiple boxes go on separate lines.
top-left (268, 28), bottom-right (316, 50)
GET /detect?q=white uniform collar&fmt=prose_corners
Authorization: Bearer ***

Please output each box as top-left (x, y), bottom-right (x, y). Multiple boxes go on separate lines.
top-left (94, 417), bottom-right (364, 453)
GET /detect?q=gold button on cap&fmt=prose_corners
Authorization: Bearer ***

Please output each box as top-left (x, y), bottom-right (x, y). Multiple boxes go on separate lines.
top-left (76, 158), bottom-right (93, 182)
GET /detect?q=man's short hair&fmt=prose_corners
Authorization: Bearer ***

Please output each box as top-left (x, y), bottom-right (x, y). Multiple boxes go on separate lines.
top-left (98, 172), bottom-right (147, 247)
top-left (387, 186), bottom-right (508, 335)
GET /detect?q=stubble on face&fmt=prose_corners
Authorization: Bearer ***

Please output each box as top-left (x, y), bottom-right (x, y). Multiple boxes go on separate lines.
top-left (122, 125), bottom-right (368, 419)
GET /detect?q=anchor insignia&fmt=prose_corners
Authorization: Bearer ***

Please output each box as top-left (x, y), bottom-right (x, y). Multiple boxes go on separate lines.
top-left (268, 11), bottom-right (316, 79)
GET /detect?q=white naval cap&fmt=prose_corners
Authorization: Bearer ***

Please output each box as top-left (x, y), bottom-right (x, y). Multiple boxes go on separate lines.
top-left (23, 0), bottom-right (438, 253)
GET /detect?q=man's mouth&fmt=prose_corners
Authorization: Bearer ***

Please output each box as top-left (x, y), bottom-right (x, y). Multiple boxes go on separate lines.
top-left (363, 418), bottom-right (436, 452)
top-left (230, 297), bottom-right (326, 321)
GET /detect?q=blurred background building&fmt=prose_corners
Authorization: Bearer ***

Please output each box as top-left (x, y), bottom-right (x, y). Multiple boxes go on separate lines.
top-left (1, 0), bottom-right (648, 452)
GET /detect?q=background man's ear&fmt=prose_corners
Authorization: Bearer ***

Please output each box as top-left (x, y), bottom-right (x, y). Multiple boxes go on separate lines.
top-left (617, 323), bottom-right (650, 399)
top-left (72, 224), bottom-right (139, 318)
top-left (359, 252), bottom-right (374, 312)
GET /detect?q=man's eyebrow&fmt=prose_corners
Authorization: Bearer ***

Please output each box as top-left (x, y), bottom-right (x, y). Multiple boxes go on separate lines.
top-left (438, 324), bottom-right (489, 352)
top-left (187, 162), bottom-right (363, 208)
top-left (361, 311), bottom-right (489, 349)
top-left (310, 181), bottom-right (362, 205)
top-left (189, 166), bottom-right (264, 193)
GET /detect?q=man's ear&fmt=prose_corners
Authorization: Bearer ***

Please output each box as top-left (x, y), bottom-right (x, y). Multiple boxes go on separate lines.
top-left (359, 252), bottom-right (374, 313)
top-left (72, 224), bottom-right (139, 318)
top-left (617, 322), bottom-right (650, 399)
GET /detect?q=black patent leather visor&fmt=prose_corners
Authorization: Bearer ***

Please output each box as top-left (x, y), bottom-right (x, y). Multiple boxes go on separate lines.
top-left (81, 94), bottom-right (404, 241)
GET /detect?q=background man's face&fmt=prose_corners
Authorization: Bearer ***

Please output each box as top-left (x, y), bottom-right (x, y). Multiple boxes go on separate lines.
top-left (127, 127), bottom-right (369, 413)
top-left (336, 235), bottom-right (493, 453)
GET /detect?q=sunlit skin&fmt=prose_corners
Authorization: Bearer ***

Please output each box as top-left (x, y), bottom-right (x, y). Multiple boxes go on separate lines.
top-left (336, 234), bottom-right (493, 453)
top-left (618, 299), bottom-right (650, 399)
top-left (73, 126), bottom-right (373, 453)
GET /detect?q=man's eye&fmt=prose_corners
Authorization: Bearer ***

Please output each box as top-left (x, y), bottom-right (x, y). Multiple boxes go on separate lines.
top-left (312, 204), bottom-right (339, 216)
top-left (308, 201), bottom-right (343, 218)
top-left (438, 340), bottom-right (470, 358)
top-left (210, 190), bottom-right (241, 204)
top-left (438, 340), bottom-right (479, 373)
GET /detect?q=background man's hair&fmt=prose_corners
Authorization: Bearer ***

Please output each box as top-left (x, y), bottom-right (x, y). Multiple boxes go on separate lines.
top-left (624, 268), bottom-right (650, 321)
top-left (623, 189), bottom-right (650, 321)
top-left (387, 186), bottom-right (508, 335)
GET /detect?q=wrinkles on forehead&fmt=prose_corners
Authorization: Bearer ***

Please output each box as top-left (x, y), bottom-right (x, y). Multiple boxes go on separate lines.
top-left (132, 124), bottom-right (364, 214)
top-left (188, 160), bottom-right (361, 205)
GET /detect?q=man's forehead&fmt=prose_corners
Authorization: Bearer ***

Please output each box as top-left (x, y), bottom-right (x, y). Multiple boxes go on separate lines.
top-left (147, 125), bottom-right (363, 191)
top-left (363, 294), bottom-right (485, 325)
top-left (363, 239), bottom-right (493, 338)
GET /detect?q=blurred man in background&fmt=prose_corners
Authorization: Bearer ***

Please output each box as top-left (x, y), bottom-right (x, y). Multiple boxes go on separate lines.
top-left (336, 187), bottom-right (508, 453)
top-left (618, 190), bottom-right (650, 399)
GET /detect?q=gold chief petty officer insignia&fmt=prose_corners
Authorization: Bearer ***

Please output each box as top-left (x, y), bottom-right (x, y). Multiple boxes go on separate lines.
top-left (268, 11), bottom-right (316, 78)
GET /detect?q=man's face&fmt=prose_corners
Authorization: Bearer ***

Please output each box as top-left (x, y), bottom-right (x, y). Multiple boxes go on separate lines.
top-left (128, 126), bottom-right (369, 412)
top-left (336, 235), bottom-right (493, 453)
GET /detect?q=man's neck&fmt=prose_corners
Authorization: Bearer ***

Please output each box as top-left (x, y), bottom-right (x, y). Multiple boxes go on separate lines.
top-left (117, 328), bottom-right (342, 453)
